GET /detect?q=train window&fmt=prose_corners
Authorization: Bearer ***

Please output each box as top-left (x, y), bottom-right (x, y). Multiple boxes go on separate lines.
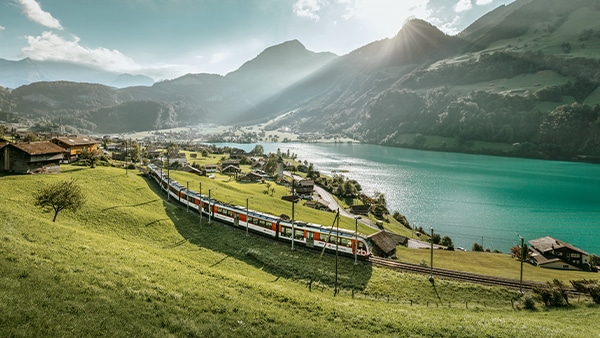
top-left (281, 227), bottom-right (292, 238)
top-left (358, 242), bottom-right (366, 250)
top-left (340, 238), bottom-right (351, 247)
top-left (294, 230), bottom-right (304, 240)
top-left (306, 232), bottom-right (314, 240)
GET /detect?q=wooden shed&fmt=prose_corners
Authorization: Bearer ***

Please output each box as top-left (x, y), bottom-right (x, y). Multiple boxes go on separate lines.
top-left (0, 141), bottom-right (65, 174)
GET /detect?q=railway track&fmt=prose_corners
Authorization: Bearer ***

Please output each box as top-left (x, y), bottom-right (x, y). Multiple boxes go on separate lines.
top-left (369, 256), bottom-right (545, 291)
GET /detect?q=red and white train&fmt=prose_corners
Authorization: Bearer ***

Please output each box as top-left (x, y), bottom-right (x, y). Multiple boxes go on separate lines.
top-left (147, 164), bottom-right (371, 258)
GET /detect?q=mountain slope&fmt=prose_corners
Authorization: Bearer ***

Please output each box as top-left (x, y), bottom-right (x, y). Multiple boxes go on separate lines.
top-left (2, 0), bottom-right (600, 160)
top-left (0, 58), bottom-right (153, 89)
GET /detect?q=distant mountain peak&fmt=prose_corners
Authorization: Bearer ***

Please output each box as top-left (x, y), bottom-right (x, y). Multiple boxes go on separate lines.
top-left (228, 39), bottom-right (336, 77)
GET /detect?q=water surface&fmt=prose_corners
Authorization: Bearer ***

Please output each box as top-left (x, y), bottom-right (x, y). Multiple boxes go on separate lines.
top-left (214, 142), bottom-right (600, 254)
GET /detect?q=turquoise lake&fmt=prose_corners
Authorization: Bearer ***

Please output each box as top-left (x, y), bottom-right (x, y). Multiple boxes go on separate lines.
top-left (215, 142), bottom-right (600, 255)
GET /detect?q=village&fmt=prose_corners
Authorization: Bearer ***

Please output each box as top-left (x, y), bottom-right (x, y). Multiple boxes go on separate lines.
top-left (1, 131), bottom-right (597, 273)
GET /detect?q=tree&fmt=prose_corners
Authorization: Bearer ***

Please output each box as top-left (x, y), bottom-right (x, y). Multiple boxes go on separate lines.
top-left (440, 235), bottom-right (454, 250)
top-left (33, 179), bottom-right (86, 222)
top-left (472, 242), bottom-right (484, 252)
top-left (251, 144), bottom-right (264, 155)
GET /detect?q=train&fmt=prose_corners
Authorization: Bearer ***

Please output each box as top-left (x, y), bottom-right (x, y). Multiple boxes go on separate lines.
top-left (147, 163), bottom-right (371, 258)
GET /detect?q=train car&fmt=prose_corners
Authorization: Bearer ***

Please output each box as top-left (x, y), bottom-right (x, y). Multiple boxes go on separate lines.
top-left (278, 220), bottom-right (370, 257)
top-left (146, 164), bottom-right (371, 258)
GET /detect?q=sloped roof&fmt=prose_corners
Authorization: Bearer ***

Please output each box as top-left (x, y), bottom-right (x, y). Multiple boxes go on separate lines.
top-left (529, 236), bottom-right (590, 256)
top-left (52, 136), bottom-right (99, 146)
top-left (368, 230), bottom-right (403, 254)
top-left (10, 141), bottom-right (66, 155)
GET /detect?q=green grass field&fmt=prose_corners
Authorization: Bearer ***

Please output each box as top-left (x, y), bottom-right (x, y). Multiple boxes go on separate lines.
top-left (1, 165), bottom-right (599, 337)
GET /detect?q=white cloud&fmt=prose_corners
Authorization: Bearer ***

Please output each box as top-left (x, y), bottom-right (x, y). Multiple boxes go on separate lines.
top-left (454, 0), bottom-right (473, 13)
top-left (209, 51), bottom-right (231, 65)
top-left (475, 0), bottom-right (493, 5)
top-left (17, 0), bottom-right (63, 30)
top-left (21, 31), bottom-right (139, 73)
top-left (0, 25), bottom-right (5, 31)
top-left (293, 0), bottom-right (322, 21)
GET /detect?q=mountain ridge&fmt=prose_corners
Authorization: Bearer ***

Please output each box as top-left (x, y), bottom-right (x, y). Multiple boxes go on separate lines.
top-left (1, 0), bottom-right (600, 161)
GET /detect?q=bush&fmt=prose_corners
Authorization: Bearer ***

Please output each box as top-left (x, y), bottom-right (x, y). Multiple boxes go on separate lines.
top-left (472, 243), bottom-right (484, 252)
top-left (533, 279), bottom-right (569, 307)
top-left (522, 294), bottom-right (537, 310)
top-left (570, 279), bottom-right (600, 304)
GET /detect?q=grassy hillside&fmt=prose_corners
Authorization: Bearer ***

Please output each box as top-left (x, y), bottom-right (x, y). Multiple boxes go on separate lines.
top-left (1, 166), bottom-right (599, 337)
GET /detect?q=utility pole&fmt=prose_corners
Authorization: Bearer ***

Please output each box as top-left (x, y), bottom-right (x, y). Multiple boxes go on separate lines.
top-left (199, 182), bottom-right (202, 224)
top-left (208, 189), bottom-right (212, 224)
top-left (429, 227), bottom-right (434, 284)
top-left (354, 216), bottom-right (361, 265)
top-left (291, 181), bottom-right (295, 251)
top-left (335, 209), bottom-right (340, 296)
top-left (246, 197), bottom-right (250, 236)
top-left (125, 139), bottom-right (128, 175)
top-left (518, 234), bottom-right (524, 294)
top-left (166, 152), bottom-right (170, 201)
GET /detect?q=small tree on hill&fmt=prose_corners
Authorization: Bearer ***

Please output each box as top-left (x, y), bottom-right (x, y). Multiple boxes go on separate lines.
top-left (440, 235), bottom-right (454, 250)
top-left (472, 242), bottom-right (484, 252)
top-left (33, 179), bottom-right (86, 222)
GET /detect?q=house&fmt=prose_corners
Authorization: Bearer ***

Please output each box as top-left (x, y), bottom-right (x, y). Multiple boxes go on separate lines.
top-left (0, 141), bottom-right (65, 174)
top-left (303, 199), bottom-right (330, 211)
top-left (181, 165), bottom-right (205, 176)
top-left (219, 160), bottom-right (240, 168)
top-left (368, 230), bottom-right (407, 258)
top-left (251, 160), bottom-right (266, 170)
top-left (528, 236), bottom-right (592, 271)
top-left (294, 179), bottom-right (314, 198)
top-left (205, 164), bottom-right (218, 173)
top-left (349, 204), bottom-right (370, 215)
top-left (221, 165), bottom-right (241, 175)
top-left (51, 136), bottom-right (99, 162)
top-left (237, 172), bottom-right (263, 182)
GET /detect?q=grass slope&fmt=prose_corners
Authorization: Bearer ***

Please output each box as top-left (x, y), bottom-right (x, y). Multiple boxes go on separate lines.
top-left (1, 166), bottom-right (599, 337)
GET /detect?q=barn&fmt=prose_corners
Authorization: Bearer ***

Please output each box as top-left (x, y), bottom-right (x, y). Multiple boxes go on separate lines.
top-left (0, 141), bottom-right (65, 174)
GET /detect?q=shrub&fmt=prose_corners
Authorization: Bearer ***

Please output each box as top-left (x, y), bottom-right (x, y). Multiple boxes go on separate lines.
top-left (522, 294), bottom-right (537, 310)
top-left (570, 279), bottom-right (600, 304)
top-left (533, 279), bottom-right (569, 307)
top-left (472, 243), bottom-right (483, 252)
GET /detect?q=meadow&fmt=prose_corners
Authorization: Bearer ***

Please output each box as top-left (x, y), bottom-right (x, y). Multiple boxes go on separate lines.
top-left (1, 165), bottom-right (599, 337)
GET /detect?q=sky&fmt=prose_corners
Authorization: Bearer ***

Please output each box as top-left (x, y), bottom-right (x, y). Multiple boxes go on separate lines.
top-left (0, 0), bottom-right (516, 80)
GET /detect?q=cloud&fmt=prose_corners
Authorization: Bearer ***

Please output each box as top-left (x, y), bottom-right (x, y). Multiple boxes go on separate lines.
top-left (0, 25), bottom-right (5, 31)
top-left (454, 0), bottom-right (473, 13)
top-left (209, 51), bottom-right (231, 65)
top-left (17, 0), bottom-right (63, 30)
top-left (21, 31), bottom-right (139, 73)
top-left (293, 0), bottom-right (322, 20)
top-left (475, 0), bottom-right (494, 4)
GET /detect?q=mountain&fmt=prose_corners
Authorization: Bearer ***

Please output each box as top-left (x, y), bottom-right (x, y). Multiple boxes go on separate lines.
top-left (0, 58), bottom-right (154, 89)
top-left (2, 0), bottom-right (600, 161)
top-left (121, 40), bottom-right (337, 123)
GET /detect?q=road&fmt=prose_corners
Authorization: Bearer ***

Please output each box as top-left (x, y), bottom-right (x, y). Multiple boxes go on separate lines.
top-left (288, 172), bottom-right (378, 230)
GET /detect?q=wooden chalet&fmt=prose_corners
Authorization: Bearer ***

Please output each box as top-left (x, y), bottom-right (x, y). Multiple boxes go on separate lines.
top-left (205, 164), bottom-right (218, 173)
top-left (294, 179), bottom-right (314, 198)
top-left (181, 165), bottom-right (205, 176)
top-left (51, 136), bottom-right (99, 162)
top-left (0, 141), bottom-right (64, 174)
top-left (528, 236), bottom-right (592, 271)
top-left (220, 160), bottom-right (240, 168)
top-left (221, 165), bottom-right (241, 175)
top-left (349, 204), bottom-right (370, 215)
top-left (367, 231), bottom-right (407, 258)
top-left (237, 172), bottom-right (263, 182)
